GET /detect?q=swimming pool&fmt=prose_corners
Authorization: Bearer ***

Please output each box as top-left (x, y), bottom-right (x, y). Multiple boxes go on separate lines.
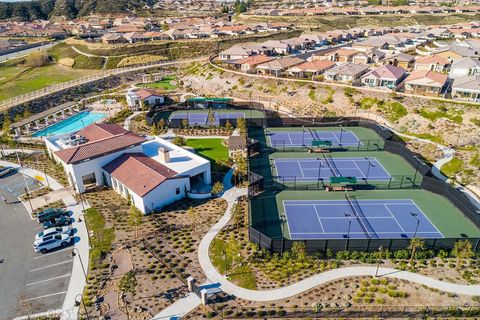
top-left (32, 111), bottom-right (107, 137)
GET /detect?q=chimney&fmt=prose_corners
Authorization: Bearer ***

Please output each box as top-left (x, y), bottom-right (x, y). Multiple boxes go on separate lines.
top-left (158, 147), bottom-right (170, 163)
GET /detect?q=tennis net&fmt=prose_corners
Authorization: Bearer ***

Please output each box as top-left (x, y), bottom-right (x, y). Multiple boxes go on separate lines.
top-left (345, 191), bottom-right (371, 239)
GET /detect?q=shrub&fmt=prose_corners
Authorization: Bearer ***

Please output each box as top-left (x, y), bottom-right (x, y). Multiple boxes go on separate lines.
top-left (25, 52), bottom-right (49, 67)
top-left (117, 54), bottom-right (167, 67)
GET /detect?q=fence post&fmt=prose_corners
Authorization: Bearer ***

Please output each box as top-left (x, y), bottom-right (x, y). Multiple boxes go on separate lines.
top-left (400, 176), bottom-right (404, 189)
top-left (474, 238), bottom-right (480, 252)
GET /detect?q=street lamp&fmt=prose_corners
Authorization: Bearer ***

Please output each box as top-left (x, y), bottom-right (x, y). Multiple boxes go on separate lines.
top-left (71, 248), bottom-right (89, 284)
top-left (74, 294), bottom-right (90, 320)
top-left (339, 128), bottom-right (345, 145)
top-left (375, 245), bottom-right (383, 277)
top-left (344, 213), bottom-right (352, 251)
top-left (410, 212), bottom-right (420, 239)
top-left (317, 159), bottom-right (323, 189)
top-left (365, 157), bottom-right (374, 180)
top-left (302, 126), bottom-right (305, 146)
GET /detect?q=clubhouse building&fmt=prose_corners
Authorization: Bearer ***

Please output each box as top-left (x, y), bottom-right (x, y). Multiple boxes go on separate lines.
top-left (45, 123), bottom-right (211, 214)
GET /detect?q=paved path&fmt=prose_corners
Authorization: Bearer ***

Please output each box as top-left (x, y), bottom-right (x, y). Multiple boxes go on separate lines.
top-left (123, 111), bottom-right (143, 130)
top-left (151, 293), bottom-right (201, 320)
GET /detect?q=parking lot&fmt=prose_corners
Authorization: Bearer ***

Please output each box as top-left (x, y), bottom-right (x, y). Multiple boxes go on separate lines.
top-left (0, 172), bottom-right (74, 319)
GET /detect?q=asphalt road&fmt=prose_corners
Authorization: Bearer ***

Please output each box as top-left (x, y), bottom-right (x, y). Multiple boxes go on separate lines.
top-left (0, 172), bottom-right (73, 319)
top-left (0, 42), bottom-right (57, 63)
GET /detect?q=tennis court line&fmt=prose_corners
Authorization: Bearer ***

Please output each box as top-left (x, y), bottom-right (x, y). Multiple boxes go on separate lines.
top-left (296, 160), bottom-right (307, 178)
top-left (384, 204), bottom-right (406, 233)
top-left (352, 160), bottom-right (366, 178)
top-left (282, 201), bottom-right (293, 240)
top-left (290, 231), bottom-right (443, 235)
top-left (407, 200), bottom-right (444, 238)
top-left (313, 205), bottom-right (326, 233)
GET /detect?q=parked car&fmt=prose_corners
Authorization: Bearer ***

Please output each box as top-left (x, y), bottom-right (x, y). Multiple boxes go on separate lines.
top-left (0, 166), bottom-right (17, 177)
top-left (42, 216), bottom-right (72, 229)
top-left (36, 208), bottom-right (69, 223)
top-left (35, 226), bottom-right (72, 241)
top-left (33, 234), bottom-right (71, 253)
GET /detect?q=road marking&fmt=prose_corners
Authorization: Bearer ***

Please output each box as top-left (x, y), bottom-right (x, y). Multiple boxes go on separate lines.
top-left (19, 291), bottom-right (67, 302)
top-left (33, 248), bottom-right (72, 259)
top-left (30, 259), bottom-right (73, 272)
top-left (26, 274), bottom-right (71, 287)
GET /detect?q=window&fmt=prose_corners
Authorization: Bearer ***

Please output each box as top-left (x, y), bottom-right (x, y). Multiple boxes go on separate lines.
top-left (176, 188), bottom-right (180, 195)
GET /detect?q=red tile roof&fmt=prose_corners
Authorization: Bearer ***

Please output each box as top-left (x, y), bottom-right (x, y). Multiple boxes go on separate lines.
top-left (405, 70), bottom-right (448, 86)
top-left (102, 153), bottom-right (177, 197)
top-left (135, 88), bottom-right (164, 99)
top-left (233, 55), bottom-right (275, 66)
top-left (77, 123), bottom-right (128, 142)
top-left (55, 130), bottom-right (146, 165)
top-left (415, 55), bottom-right (448, 65)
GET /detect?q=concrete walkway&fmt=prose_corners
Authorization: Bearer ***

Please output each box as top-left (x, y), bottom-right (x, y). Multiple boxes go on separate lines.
top-left (123, 111), bottom-right (143, 130)
top-left (0, 157), bottom-right (90, 320)
top-left (151, 293), bottom-right (201, 320)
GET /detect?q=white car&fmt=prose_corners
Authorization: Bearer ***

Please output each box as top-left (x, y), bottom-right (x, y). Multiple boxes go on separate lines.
top-left (35, 226), bottom-right (72, 241)
top-left (33, 234), bottom-right (71, 254)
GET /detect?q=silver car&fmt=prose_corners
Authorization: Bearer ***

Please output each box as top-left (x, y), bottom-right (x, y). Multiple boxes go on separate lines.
top-left (35, 226), bottom-right (72, 241)
top-left (33, 234), bottom-right (71, 254)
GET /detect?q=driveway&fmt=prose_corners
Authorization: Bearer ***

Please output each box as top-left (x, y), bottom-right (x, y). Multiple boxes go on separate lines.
top-left (0, 172), bottom-right (73, 319)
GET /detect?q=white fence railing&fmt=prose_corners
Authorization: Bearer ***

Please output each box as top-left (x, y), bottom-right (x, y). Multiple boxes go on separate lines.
top-left (0, 57), bottom-right (205, 111)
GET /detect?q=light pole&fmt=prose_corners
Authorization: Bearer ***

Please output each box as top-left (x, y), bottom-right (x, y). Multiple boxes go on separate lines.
top-left (365, 157), bottom-right (374, 180)
top-left (223, 247), bottom-right (228, 277)
top-left (317, 159), bottom-right (323, 189)
top-left (410, 212), bottom-right (420, 239)
top-left (74, 294), bottom-right (90, 320)
top-left (375, 245), bottom-right (383, 277)
top-left (339, 128), bottom-right (345, 145)
top-left (71, 248), bottom-right (89, 284)
top-left (302, 126), bottom-right (305, 146)
top-left (345, 213), bottom-right (352, 250)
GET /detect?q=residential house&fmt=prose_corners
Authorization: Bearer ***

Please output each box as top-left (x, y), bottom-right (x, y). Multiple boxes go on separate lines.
top-left (219, 45), bottom-right (257, 61)
top-left (414, 55), bottom-right (449, 72)
top-left (312, 48), bottom-right (359, 62)
top-left (231, 55), bottom-right (275, 73)
top-left (449, 57), bottom-right (480, 78)
top-left (451, 75), bottom-right (480, 102)
top-left (351, 49), bottom-right (386, 64)
top-left (260, 40), bottom-right (291, 55)
top-left (403, 70), bottom-right (448, 96)
top-left (352, 38), bottom-right (390, 52)
top-left (126, 89), bottom-right (166, 109)
top-left (433, 45), bottom-right (478, 62)
top-left (256, 57), bottom-right (305, 76)
top-left (228, 135), bottom-right (248, 157)
top-left (383, 52), bottom-right (415, 69)
top-left (101, 33), bottom-right (128, 44)
top-left (298, 33), bottom-right (326, 47)
top-left (324, 63), bottom-right (369, 83)
top-left (361, 64), bottom-right (407, 89)
top-left (286, 60), bottom-right (336, 78)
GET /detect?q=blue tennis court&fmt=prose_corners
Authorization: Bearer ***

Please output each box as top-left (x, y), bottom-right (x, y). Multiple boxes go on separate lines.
top-left (169, 112), bottom-right (245, 126)
top-left (283, 199), bottom-right (443, 240)
top-left (267, 129), bottom-right (362, 147)
top-left (274, 157), bottom-right (391, 181)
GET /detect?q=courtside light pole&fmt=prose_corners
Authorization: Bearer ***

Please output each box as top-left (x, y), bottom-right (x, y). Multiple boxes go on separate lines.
top-left (345, 213), bottom-right (352, 251)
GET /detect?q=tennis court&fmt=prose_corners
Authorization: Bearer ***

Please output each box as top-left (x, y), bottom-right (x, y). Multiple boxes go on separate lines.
top-left (267, 129), bottom-right (362, 147)
top-left (274, 157), bottom-right (391, 181)
top-left (283, 198), bottom-right (443, 240)
top-left (168, 111), bottom-right (245, 126)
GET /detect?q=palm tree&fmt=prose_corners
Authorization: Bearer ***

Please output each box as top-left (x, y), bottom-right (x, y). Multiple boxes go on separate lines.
top-left (409, 238), bottom-right (425, 268)
top-left (452, 240), bottom-right (474, 270)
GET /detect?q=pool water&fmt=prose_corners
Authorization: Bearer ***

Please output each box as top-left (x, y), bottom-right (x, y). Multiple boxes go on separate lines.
top-left (33, 111), bottom-right (107, 137)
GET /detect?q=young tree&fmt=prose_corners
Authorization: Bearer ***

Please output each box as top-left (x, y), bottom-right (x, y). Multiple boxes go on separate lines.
top-left (208, 109), bottom-right (215, 126)
top-left (212, 181), bottom-right (224, 195)
top-left (236, 117), bottom-right (247, 136)
top-left (172, 136), bottom-right (186, 146)
top-left (233, 153), bottom-right (247, 176)
top-left (158, 118), bottom-right (165, 130)
top-left (23, 107), bottom-right (31, 119)
top-left (225, 120), bottom-right (232, 131)
top-left (150, 124), bottom-right (159, 136)
top-left (2, 113), bottom-right (11, 133)
top-left (127, 205), bottom-right (143, 239)
top-left (291, 242), bottom-right (306, 262)
top-left (452, 240), bottom-right (474, 269)
top-left (118, 270), bottom-right (137, 313)
top-left (232, 203), bottom-right (243, 230)
top-left (181, 118), bottom-right (189, 129)
top-left (408, 238), bottom-right (424, 268)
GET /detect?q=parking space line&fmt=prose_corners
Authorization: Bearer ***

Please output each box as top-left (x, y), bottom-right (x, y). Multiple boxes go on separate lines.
top-left (30, 260), bottom-right (73, 272)
top-left (26, 274), bottom-right (71, 287)
top-left (20, 291), bottom-right (67, 302)
top-left (33, 248), bottom-right (72, 259)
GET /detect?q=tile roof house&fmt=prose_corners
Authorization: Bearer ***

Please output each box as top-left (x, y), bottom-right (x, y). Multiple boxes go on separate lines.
top-left (45, 125), bottom-right (211, 213)
top-left (449, 57), bottom-right (480, 78)
top-left (403, 70), bottom-right (448, 96)
top-left (361, 64), bottom-right (407, 89)
top-left (324, 63), bottom-right (370, 84)
top-left (452, 75), bottom-right (480, 102)
top-left (219, 45), bottom-right (257, 61)
top-left (126, 89), bottom-right (166, 108)
top-left (231, 55), bottom-right (275, 73)
top-left (256, 57), bottom-right (305, 76)
top-left (312, 48), bottom-right (359, 63)
top-left (433, 45), bottom-right (478, 62)
top-left (414, 55), bottom-right (449, 72)
top-left (286, 60), bottom-right (336, 78)
top-left (383, 52), bottom-right (415, 69)
top-left (351, 48), bottom-right (386, 64)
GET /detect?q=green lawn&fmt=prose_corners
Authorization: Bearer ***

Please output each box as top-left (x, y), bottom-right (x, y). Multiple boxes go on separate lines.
top-left (185, 138), bottom-right (229, 163)
top-left (0, 64), bottom-right (96, 102)
top-left (139, 75), bottom-right (177, 90)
